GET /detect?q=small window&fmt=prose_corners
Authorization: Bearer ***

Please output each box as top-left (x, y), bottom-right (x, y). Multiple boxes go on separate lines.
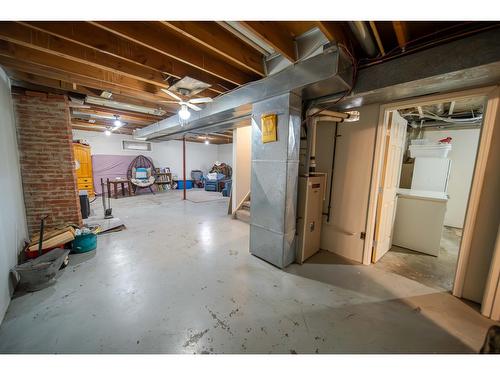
top-left (122, 140), bottom-right (152, 152)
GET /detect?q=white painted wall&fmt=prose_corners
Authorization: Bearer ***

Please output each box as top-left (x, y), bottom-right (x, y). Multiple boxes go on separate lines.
top-left (72, 130), bottom-right (223, 178)
top-left (316, 104), bottom-right (379, 263)
top-left (217, 143), bottom-right (233, 165)
top-left (0, 68), bottom-right (28, 323)
top-left (232, 127), bottom-right (252, 212)
top-left (422, 128), bottom-right (480, 228)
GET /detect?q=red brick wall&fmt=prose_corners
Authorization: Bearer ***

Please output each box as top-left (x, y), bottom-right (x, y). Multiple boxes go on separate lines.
top-left (12, 90), bottom-right (82, 237)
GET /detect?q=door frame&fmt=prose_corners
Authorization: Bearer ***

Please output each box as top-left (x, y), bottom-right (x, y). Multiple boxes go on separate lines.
top-left (363, 85), bottom-right (499, 299)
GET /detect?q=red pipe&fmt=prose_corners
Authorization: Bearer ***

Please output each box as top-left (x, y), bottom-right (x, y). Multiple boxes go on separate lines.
top-left (183, 135), bottom-right (186, 200)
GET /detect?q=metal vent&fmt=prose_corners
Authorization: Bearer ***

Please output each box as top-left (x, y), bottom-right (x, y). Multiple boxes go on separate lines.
top-left (167, 76), bottom-right (211, 97)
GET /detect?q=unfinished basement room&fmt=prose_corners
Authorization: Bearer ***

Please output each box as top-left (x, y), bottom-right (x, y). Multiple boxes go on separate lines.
top-left (1, 2), bottom-right (500, 373)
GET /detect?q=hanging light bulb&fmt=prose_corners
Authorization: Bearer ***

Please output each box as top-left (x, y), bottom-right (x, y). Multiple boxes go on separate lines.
top-left (113, 115), bottom-right (122, 129)
top-left (178, 104), bottom-right (191, 121)
top-left (204, 134), bottom-right (209, 145)
top-left (104, 129), bottom-right (111, 136)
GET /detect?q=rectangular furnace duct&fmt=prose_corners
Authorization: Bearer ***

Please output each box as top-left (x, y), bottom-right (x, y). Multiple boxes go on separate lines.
top-left (249, 92), bottom-right (301, 268)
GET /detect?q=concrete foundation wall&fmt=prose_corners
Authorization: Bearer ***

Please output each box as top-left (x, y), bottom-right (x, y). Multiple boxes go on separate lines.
top-left (0, 68), bottom-right (28, 323)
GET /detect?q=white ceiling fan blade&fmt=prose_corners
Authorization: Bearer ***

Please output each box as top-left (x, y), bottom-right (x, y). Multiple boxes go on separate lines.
top-left (189, 97), bottom-right (213, 104)
top-left (158, 100), bottom-right (179, 104)
top-left (186, 102), bottom-right (202, 111)
top-left (160, 88), bottom-right (182, 102)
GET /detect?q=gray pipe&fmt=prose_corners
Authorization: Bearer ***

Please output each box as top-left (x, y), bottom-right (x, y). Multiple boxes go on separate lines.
top-left (347, 21), bottom-right (378, 57)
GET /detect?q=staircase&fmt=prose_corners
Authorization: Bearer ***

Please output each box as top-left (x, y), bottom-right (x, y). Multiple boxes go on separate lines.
top-left (234, 195), bottom-right (251, 223)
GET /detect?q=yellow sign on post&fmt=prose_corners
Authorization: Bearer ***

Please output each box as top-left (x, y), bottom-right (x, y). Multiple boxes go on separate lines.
top-left (261, 114), bottom-right (277, 143)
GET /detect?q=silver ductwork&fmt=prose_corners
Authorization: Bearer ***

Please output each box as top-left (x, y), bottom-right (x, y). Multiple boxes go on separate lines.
top-left (249, 92), bottom-right (302, 268)
top-left (134, 44), bottom-right (353, 141)
top-left (347, 21), bottom-right (378, 57)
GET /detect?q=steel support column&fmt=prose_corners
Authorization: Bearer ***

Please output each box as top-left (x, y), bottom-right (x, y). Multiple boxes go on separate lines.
top-left (249, 92), bottom-right (302, 268)
top-left (183, 135), bottom-right (186, 200)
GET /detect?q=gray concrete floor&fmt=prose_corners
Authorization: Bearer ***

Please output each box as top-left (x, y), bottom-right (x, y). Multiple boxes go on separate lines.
top-left (0, 190), bottom-right (494, 353)
top-left (376, 226), bottom-right (461, 291)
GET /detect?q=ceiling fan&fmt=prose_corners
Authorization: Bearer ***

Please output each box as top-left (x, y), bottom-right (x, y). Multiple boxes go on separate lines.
top-left (160, 88), bottom-right (212, 120)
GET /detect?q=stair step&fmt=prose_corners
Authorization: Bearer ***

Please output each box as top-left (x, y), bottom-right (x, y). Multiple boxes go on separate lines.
top-left (235, 209), bottom-right (250, 223)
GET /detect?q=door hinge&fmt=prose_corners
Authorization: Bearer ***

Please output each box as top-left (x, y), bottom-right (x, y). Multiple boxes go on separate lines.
top-left (360, 232), bottom-right (366, 240)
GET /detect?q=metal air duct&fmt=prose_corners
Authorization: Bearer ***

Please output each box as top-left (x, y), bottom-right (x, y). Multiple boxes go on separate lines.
top-left (134, 44), bottom-right (353, 141)
top-left (347, 21), bottom-right (378, 57)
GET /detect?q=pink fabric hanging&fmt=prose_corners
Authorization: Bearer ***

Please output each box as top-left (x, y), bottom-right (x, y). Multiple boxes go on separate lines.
top-left (91, 155), bottom-right (144, 194)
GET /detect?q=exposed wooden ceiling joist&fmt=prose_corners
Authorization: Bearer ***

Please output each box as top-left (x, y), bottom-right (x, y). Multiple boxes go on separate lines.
top-left (240, 21), bottom-right (297, 62)
top-left (392, 21), bottom-right (410, 48)
top-left (72, 122), bottom-right (134, 135)
top-left (70, 118), bottom-right (147, 129)
top-left (22, 21), bottom-right (234, 95)
top-left (0, 40), bottom-right (171, 97)
top-left (0, 54), bottom-right (181, 106)
top-left (90, 21), bottom-right (258, 86)
top-left (160, 21), bottom-right (265, 77)
top-left (316, 21), bottom-right (350, 50)
top-left (0, 22), bottom-right (173, 90)
top-left (7, 69), bottom-right (176, 114)
top-left (71, 108), bottom-right (159, 125)
top-left (368, 21), bottom-right (386, 56)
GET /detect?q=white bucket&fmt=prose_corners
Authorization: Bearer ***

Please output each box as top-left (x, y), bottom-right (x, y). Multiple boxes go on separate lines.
top-left (409, 143), bottom-right (452, 158)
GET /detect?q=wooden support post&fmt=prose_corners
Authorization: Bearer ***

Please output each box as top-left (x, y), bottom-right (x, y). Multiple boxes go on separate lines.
top-left (183, 135), bottom-right (186, 200)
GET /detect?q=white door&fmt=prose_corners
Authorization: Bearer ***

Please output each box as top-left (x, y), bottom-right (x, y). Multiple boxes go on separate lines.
top-left (372, 111), bottom-right (408, 263)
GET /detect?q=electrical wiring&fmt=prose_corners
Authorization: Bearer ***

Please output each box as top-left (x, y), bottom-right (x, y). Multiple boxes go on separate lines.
top-left (402, 109), bottom-right (483, 123)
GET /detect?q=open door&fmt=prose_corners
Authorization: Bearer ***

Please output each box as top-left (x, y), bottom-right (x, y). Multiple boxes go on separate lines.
top-left (372, 111), bottom-right (407, 262)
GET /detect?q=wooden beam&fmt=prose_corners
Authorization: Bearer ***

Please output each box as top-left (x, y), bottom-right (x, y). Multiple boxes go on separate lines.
top-left (0, 22), bottom-right (171, 90)
top-left (0, 54), bottom-right (180, 106)
top-left (23, 21), bottom-right (235, 94)
top-left (369, 21), bottom-right (386, 56)
top-left (79, 105), bottom-right (165, 122)
top-left (71, 108), bottom-right (157, 125)
top-left (392, 21), bottom-right (410, 48)
top-left (72, 123), bottom-right (108, 131)
top-left (0, 40), bottom-right (171, 96)
top-left (240, 21), bottom-right (296, 62)
top-left (91, 21), bottom-right (257, 86)
top-left (161, 21), bottom-right (265, 76)
top-left (6, 69), bottom-right (176, 114)
top-left (72, 122), bottom-right (134, 135)
top-left (315, 21), bottom-right (355, 58)
top-left (71, 118), bottom-right (145, 129)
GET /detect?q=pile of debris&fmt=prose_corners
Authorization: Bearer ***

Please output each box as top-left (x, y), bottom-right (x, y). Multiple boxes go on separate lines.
top-left (25, 225), bottom-right (76, 259)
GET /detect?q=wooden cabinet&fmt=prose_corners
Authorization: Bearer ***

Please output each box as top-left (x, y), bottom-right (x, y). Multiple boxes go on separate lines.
top-left (73, 143), bottom-right (94, 196)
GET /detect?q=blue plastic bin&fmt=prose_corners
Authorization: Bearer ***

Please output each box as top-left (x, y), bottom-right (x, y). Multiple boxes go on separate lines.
top-left (177, 180), bottom-right (193, 189)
